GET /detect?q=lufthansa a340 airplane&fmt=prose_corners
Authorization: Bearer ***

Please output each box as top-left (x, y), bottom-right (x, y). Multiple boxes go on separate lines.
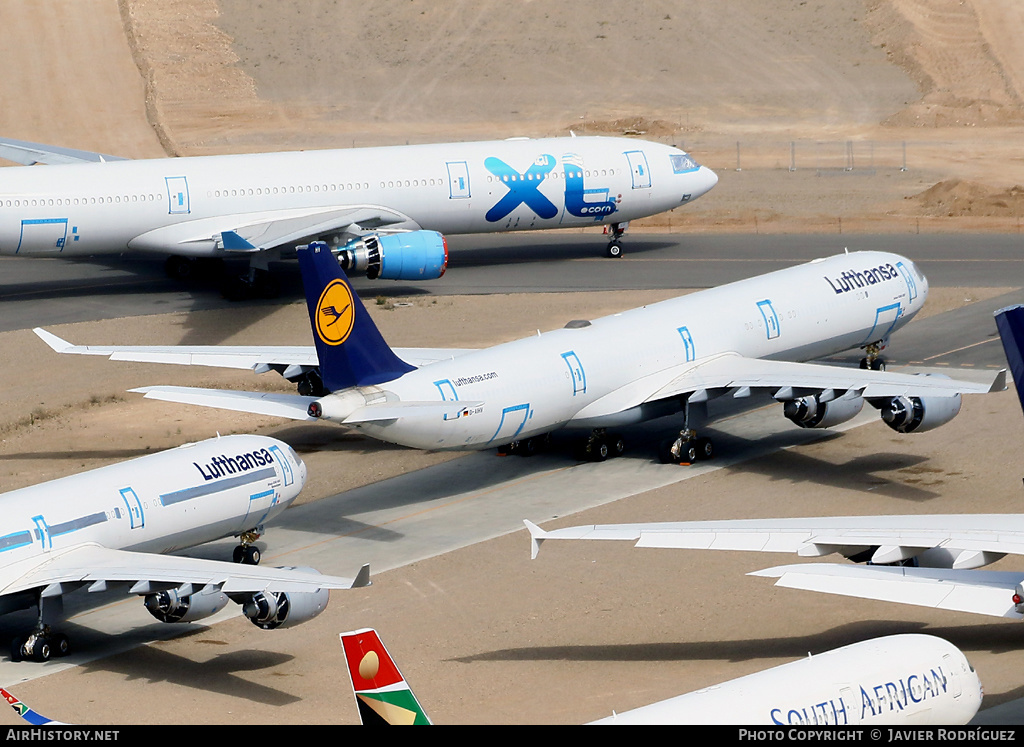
top-left (35, 245), bottom-right (1001, 464)
top-left (340, 628), bottom-right (981, 725)
top-left (522, 304), bottom-right (1024, 621)
top-left (0, 433), bottom-right (368, 662)
top-left (0, 134), bottom-right (718, 294)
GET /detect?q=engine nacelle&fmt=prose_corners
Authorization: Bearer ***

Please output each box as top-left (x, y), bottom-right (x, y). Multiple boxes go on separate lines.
top-left (241, 568), bottom-right (330, 630)
top-left (337, 230), bottom-right (448, 281)
top-left (144, 588), bottom-right (230, 623)
top-left (783, 393), bottom-right (864, 429)
top-left (879, 394), bottom-right (962, 433)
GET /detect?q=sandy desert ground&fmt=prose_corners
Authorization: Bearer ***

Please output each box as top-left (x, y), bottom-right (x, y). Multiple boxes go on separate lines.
top-left (0, 0), bottom-right (1022, 725)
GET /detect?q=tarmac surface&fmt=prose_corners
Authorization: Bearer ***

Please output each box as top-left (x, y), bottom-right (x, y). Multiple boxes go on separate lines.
top-left (0, 234), bottom-right (1019, 725)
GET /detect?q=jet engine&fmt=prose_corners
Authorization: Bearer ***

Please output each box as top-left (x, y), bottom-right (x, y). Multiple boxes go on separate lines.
top-left (878, 394), bottom-right (962, 433)
top-left (144, 588), bottom-right (230, 623)
top-left (337, 230), bottom-right (448, 280)
top-left (240, 569), bottom-right (329, 630)
top-left (783, 393), bottom-right (864, 429)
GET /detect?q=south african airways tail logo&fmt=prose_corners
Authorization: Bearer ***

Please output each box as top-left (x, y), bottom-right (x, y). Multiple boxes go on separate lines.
top-left (484, 153), bottom-right (618, 223)
top-left (316, 279), bottom-right (355, 346)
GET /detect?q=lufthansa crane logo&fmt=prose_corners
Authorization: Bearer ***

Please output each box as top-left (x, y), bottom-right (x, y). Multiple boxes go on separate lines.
top-left (315, 279), bottom-right (355, 346)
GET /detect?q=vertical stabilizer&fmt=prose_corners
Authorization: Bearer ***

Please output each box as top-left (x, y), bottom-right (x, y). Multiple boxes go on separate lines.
top-left (995, 305), bottom-right (1024, 413)
top-left (0, 687), bottom-right (64, 726)
top-left (340, 628), bottom-right (432, 725)
top-left (298, 242), bottom-right (415, 392)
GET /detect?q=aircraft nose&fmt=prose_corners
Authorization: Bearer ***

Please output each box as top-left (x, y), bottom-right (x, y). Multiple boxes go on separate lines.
top-left (695, 166), bottom-right (718, 198)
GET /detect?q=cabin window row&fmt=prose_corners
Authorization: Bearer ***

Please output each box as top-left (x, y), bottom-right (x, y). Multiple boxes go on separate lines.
top-left (208, 183), bottom-right (372, 198)
top-left (4, 194), bottom-right (161, 207)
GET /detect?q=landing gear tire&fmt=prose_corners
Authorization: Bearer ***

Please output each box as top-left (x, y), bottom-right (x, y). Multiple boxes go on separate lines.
top-left (696, 436), bottom-right (714, 460)
top-left (860, 357), bottom-right (886, 371)
top-left (53, 633), bottom-right (70, 657)
top-left (660, 436), bottom-right (714, 465)
top-left (605, 242), bottom-right (623, 259)
top-left (234, 545), bottom-right (261, 565)
top-left (31, 638), bottom-right (51, 663)
top-left (164, 255), bottom-right (194, 281)
top-left (587, 438), bottom-right (611, 462)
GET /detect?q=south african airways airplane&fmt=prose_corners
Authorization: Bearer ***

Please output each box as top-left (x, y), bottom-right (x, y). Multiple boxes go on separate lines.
top-left (0, 134), bottom-right (718, 295)
top-left (339, 628), bottom-right (981, 725)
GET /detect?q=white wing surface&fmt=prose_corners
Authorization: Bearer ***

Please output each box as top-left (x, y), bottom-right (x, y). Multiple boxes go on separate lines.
top-left (0, 543), bottom-right (370, 597)
top-left (33, 329), bottom-right (475, 371)
top-left (129, 205), bottom-right (417, 254)
top-left (524, 515), bottom-right (1024, 561)
top-left (0, 137), bottom-right (127, 165)
top-left (570, 352), bottom-right (1003, 422)
top-left (752, 563), bottom-right (1024, 619)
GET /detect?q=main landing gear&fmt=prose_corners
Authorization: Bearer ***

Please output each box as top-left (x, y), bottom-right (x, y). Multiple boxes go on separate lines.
top-left (233, 530), bottom-right (262, 565)
top-left (579, 430), bottom-right (626, 462)
top-left (659, 428), bottom-right (714, 465)
top-left (11, 594), bottom-right (70, 663)
top-left (604, 222), bottom-right (628, 258)
top-left (860, 342), bottom-right (887, 371)
top-left (163, 254), bottom-right (281, 301)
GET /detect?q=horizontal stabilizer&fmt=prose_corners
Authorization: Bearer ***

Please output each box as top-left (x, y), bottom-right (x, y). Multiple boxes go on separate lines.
top-left (752, 563), bottom-right (1024, 619)
top-left (130, 386), bottom-right (317, 421)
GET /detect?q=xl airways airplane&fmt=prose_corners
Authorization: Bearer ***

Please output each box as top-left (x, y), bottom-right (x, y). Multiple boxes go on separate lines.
top-left (524, 305), bottom-right (1024, 621)
top-left (35, 246), bottom-right (1002, 463)
top-left (340, 628), bottom-right (981, 725)
top-left (0, 433), bottom-right (368, 662)
top-left (0, 134), bottom-right (718, 294)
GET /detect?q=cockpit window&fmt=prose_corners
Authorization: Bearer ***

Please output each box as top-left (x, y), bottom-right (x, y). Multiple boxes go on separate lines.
top-left (670, 154), bottom-right (699, 173)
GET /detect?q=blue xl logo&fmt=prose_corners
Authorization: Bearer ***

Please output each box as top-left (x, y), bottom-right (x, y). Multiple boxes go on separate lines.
top-left (484, 155), bottom-right (558, 222)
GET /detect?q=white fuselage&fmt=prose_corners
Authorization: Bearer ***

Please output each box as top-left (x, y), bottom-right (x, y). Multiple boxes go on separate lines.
top-left (0, 137), bottom-right (716, 257)
top-left (324, 251), bottom-right (928, 449)
top-left (0, 434), bottom-right (305, 596)
top-left (592, 634), bottom-right (982, 725)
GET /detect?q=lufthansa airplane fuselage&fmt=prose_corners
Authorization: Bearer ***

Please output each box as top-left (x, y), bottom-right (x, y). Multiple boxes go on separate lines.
top-left (318, 251), bottom-right (928, 449)
top-left (0, 136), bottom-right (716, 257)
top-left (593, 634), bottom-right (982, 725)
top-left (0, 433), bottom-right (305, 614)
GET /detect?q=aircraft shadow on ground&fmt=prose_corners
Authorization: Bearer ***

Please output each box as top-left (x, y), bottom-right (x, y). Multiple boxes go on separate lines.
top-left (0, 448), bottom-right (159, 463)
top-left (722, 439), bottom-right (941, 504)
top-left (444, 235), bottom-right (681, 268)
top-left (0, 606), bottom-right (301, 705)
top-left (274, 449), bottom-right (578, 537)
top-left (79, 642), bottom-right (301, 706)
top-left (451, 618), bottom-right (1024, 667)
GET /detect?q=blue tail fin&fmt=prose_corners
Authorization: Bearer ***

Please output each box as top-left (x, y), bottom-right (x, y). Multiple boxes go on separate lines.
top-left (298, 242), bottom-right (415, 392)
top-left (995, 304), bottom-right (1024, 414)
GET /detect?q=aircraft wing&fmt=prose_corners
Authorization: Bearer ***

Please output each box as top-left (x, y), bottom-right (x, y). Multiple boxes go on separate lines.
top-left (130, 205), bottom-right (418, 254)
top-left (34, 329), bottom-right (475, 371)
top-left (752, 563), bottom-right (1024, 619)
top-left (0, 137), bottom-right (128, 165)
top-left (524, 515), bottom-right (1024, 564)
top-left (568, 352), bottom-right (1004, 422)
top-left (0, 543), bottom-right (370, 597)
